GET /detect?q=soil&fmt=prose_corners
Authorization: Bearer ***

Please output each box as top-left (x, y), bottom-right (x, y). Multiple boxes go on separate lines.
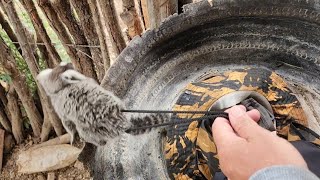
top-left (0, 135), bottom-right (92, 180)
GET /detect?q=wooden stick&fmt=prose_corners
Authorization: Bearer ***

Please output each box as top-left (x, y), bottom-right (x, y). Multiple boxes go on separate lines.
top-left (88, 0), bottom-right (111, 71)
top-left (0, 129), bottom-right (5, 172)
top-left (47, 172), bottom-right (55, 180)
top-left (50, 0), bottom-right (97, 80)
top-left (21, 0), bottom-right (62, 66)
top-left (97, 0), bottom-right (126, 55)
top-left (7, 86), bottom-right (24, 143)
top-left (120, 0), bottom-right (143, 39)
top-left (141, 0), bottom-right (178, 29)
top-left (31, 134), bottom-right (71, 150)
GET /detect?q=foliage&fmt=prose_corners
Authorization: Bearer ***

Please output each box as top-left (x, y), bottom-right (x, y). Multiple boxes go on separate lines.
top-left (0, 27), bottom-right (37, 93)
top-left (15, 0), bottom-right (70, 62)
top-left (0, 73), bottom-right (11, 83)
top-left (0, 0), bottom-right (70, 93)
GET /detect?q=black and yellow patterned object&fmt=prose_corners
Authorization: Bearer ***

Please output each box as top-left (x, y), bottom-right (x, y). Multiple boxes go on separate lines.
top-left (164, 68), bottom-right (320, 179)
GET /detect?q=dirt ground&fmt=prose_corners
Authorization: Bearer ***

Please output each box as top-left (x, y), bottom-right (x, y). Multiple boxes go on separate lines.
top-left (0, 135), bottom-right (92, 180)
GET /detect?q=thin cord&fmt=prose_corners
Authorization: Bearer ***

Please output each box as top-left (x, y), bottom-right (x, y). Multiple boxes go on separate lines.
top-left (121, 109), bottom-right (227, 114)
top-left (9, 41), bottom-right (98, 60)
top-left (124, 110), bottom-right (229, 132)
top-left (9, 41), bottom-right (101, 48)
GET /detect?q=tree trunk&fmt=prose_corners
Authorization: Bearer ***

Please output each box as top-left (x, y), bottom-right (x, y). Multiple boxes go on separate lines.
top-left (6, 86), bottom-right (24, 143)
top-left (140, 0), bottom-right (150, 29)
top-left (0, 129), bottom-right (4, 172)
top-left (0, 85), bottom-right (12, 133)
top-left (21, 0), bottom-right (61, 66)
top-left (1, 0), bottom-right (40, 78)
top-left (2, 0), bottom-right (64, 137)
top-left (32, 86), bottom-right (44, 117)
top-left (142, 0), bottom-right (178, 29)
top-left (0, 53), bottom-right (42, 137)
top-left (39, 86), bottom-right (64, 142)
top-left (40, 94), bottom-right (64, 140)
top-left (70, 0), bottom-right (106, 81)
top-left (0, 104), bottom-right (11, 133)
top-left (97, 0), bottom-right (126, 56)
top-left (134, 0), bottom-right (146, 30)
top-left (40, 104), bottom-right (52, 142)
top-left (0, 11), bottom-right (21, 54)
top-left (87, 0), bottom-right (111, 72)
top-left (0, 85), bottom-right (7, 106)
top-left (32, 30), bottom-right (55, 69)
top-left (37, 0), bottom-right (82, 72)
top-left (49, 0), bottom-right (98, 80)
top-left (120, 0), bottom-right (143, 39)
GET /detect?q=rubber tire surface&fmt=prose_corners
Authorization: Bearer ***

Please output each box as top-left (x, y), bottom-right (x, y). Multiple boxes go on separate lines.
top-left (86, 0), bottom-right (320, 179)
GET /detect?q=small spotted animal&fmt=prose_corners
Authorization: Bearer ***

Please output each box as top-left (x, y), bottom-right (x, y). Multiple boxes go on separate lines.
top-left (37, 62), bottom-right (169, 146)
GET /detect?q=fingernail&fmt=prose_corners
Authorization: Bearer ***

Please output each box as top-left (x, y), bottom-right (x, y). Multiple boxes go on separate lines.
top-left (229, 106), bottom-right (246, 119)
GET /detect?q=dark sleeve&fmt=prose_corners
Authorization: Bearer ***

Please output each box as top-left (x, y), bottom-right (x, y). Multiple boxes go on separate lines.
top-left (291, 140), bottom-right (320, 177)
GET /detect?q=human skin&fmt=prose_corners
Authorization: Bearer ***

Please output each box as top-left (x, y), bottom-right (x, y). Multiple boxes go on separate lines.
top-left (212, 105), bottom-right (307, 180)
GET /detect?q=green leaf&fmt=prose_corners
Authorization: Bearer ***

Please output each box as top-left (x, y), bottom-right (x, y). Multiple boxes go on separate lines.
top-left (0, 74), bottom-right (12, 83)
top-left (23, 119), bottom-right (30, 129)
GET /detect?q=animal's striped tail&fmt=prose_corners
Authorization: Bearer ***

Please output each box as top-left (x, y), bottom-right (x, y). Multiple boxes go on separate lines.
top-left (126, 113), bottom-right (170, 135)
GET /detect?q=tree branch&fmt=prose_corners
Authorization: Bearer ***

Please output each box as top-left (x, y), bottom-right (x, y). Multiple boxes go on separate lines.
top-left (21, 0), bottom-right (61, 67)
top-left (0, 85), bottom-right (7, 106)
top-left (97, 0), bottom-right (126, 56)
top-left (0, 47), bottom-right (42, 137)
top-left (37, 0), bottom-right (82, 72)
top-left (40, 104), bottom-right (52, 142)
top-left (6, 86), bottom-right (24, 143)
top-left (120, 0), bottom-right (143, 39)
top-left (0, 102), bottom-right (11, 133)
top-left (0, 10), bottom-right (20, 53)
top-left (88, 0), bottom-right (111, 72)
top-left (35, 30), bottom-right (55, 68)
top-left (70, 0), bottom-right (106, 81)
top-left (49, 0), bottom-right (97, 80)
top-left (2, 0), bottom-right (64, 137)
top-left (142, 0), bottom-right (178, 29)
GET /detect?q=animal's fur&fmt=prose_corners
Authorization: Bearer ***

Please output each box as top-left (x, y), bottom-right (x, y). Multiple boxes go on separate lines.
top-left (37, 63), bottom-right (169, 146)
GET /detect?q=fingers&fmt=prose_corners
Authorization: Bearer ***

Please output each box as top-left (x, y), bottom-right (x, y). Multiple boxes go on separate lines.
top-left (247, 109), bottom-right (260, 122)
top-left (212, 117), bottom-right (242, 147)
top-left (213, 105), bottom-right (263, 141)
top-left (225, 105), bottom-right (246, 113)
top-left (225, 106), bottom-right (260, 122)
top-left (228, 106), bottom-right (262, 140)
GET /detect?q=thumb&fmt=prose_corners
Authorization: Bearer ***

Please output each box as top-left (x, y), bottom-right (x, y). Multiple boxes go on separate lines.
top-left (228, 106), bottom-right (263, 140)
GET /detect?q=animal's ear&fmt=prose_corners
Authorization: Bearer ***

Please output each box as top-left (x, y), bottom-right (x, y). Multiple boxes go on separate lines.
top-left (60, 70), bottom-right (86, 84)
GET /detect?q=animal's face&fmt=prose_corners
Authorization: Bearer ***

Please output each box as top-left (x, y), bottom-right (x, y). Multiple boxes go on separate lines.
top-left (37, 62), bottom-right (86, 95)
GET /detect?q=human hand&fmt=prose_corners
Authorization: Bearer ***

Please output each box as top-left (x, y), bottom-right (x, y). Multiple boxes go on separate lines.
top-left (212, 105), bottom-right (307, 180)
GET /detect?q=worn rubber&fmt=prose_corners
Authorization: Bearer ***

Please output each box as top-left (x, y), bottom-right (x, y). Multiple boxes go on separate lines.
top-left (82, 0), bottom-right (320, 179)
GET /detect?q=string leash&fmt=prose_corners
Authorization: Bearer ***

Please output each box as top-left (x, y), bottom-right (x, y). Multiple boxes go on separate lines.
top-left (122, 110), bottom-right (229, 132)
